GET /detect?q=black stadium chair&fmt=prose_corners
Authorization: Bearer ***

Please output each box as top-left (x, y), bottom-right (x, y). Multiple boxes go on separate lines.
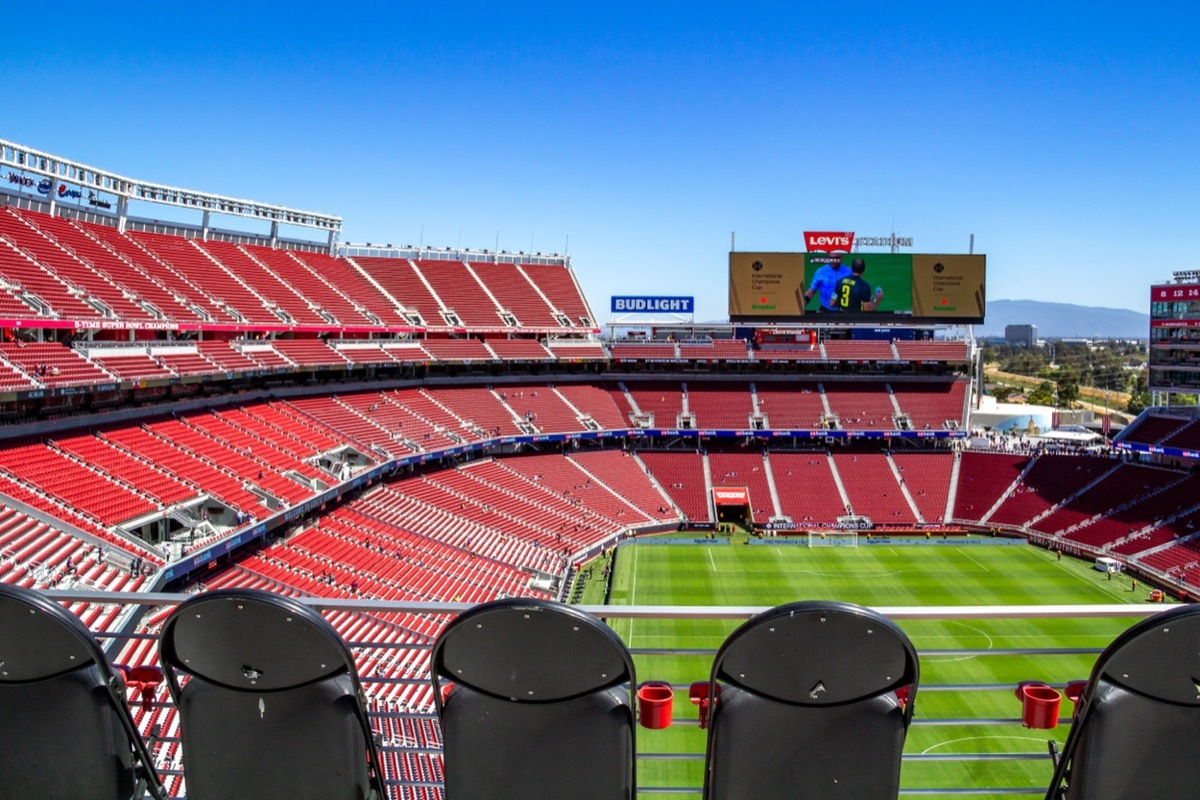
top-left (701, 600), bottom-right (919, 800)
top-left (159, 588), bottom-right (385, 800)
top-left (431, 598), bottom-right (637, 799)
top-left (1045, 603), bottom-right (1200, 799)
top-left (0, 583), bottom-right (164, 800)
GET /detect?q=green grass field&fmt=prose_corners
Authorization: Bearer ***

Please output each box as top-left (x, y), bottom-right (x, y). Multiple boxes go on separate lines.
top-left (602, 539), bottom-right (1169, 798)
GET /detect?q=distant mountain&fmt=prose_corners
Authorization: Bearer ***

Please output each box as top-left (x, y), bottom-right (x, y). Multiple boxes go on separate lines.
top-left (978, 300), bottom-right (1148, 340)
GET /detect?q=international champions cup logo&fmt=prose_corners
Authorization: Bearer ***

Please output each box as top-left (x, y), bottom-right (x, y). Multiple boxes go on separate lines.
top-left (804, 231), bottom-right (855, 252)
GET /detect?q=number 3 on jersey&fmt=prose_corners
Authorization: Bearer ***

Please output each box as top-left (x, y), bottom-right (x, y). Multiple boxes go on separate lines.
top-left (838, 282), bottom-right (852, 309)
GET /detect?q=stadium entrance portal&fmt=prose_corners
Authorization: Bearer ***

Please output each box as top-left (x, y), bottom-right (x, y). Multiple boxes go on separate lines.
top-left (713, 486), bottom-right (752, 527)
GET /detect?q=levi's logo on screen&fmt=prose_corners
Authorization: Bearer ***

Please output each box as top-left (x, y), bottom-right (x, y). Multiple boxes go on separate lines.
top-left (804, 231), bottom-right (855, 252)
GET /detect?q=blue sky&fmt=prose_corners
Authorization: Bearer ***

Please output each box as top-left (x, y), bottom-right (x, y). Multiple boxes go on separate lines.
top-left (3, 2), bottom-right (1198, 320)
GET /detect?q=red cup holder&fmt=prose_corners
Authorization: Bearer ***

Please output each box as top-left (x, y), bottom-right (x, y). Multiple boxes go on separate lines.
top-left (637, 682), bottom-right (675, 729)
top-left (1019, 682), bottom-right (1062, 729)
top-left (688, 681), bottom-right (721, 729)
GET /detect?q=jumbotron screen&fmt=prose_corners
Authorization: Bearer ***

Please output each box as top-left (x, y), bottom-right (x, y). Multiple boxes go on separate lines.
top-left (729, 252), bottom-right (986, 324)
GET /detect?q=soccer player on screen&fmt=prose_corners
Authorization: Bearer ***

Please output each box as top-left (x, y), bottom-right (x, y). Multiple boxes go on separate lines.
top-left (803, 259), bottom-right (852, 312)
top-left (834, 258), bottom-right (884, 312)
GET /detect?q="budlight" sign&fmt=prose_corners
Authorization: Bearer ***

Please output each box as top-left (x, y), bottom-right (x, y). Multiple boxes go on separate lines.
top-left (611, 296), bottom-right (694, 313)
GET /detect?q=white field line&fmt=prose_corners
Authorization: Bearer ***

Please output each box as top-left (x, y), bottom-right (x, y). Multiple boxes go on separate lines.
top-left (923, 620), bottom-right (995, 663)
top-left (921, 735), bottom-right (1050, 755)
top-left (962, 552), bottom-right (991, 573)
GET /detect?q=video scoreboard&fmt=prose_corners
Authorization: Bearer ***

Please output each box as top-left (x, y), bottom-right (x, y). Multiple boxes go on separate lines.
top-left (1149, 282), bottom-right (1200, 395)
top-left (729, 251), bottom-right (986, 325)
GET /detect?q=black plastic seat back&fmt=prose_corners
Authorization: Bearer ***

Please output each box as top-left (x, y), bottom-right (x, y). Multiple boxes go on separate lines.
top-left (159, 589), bottom-right (384, 800)
top-left (0, 583), bottom-right (163, 800)
top-left (703, 601), bottom-right (919, 800)
top-left (431, 598), bottom-right (637, 800)
top-left (1046, 604), bottom-right (1200, 799)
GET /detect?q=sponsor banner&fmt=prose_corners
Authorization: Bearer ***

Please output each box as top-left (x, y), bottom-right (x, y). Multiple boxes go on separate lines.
top-left (610, 296), bottom-right (694, 314)
top-left (5, 171), bottom-right (35, 189)
top-left (728, 252), bottom-right (808, 317)
top-left (713, 487), bottom-right (750, 505)
top-left (856, 235), bottom-right (914, 248)
top-left (803, 231), bottom-right (855, 252)
top-left (1114, 441), bottom-right (1200, 461)
top-left (802, 231), bottom-right (913, 251)
top-left (910, 254), bottom-right (986, 319)
top-left (87, 190), bottom-right (114, 210)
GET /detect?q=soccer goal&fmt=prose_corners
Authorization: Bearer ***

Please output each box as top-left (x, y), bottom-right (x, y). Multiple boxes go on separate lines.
top-left (807, 530), bottom-right (859, 548)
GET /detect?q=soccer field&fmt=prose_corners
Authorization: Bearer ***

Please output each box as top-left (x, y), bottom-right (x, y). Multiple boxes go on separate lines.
top-left (604, 539), bottom-right (1167, 798)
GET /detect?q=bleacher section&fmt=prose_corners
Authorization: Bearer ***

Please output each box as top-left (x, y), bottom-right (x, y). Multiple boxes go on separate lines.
top-left (485, 339), bottom-right (554, 361)
top-left (0, 342), bottom-right (112, 386)
top-left (754, 383), bottom-right (826, 429)
top-left (0, 442), bottom-right (158, 526)
top-left (131, 231), bottom-right (279, 325)
top-left (753, 347), bottom-right (825, 362)
top-left (12, 209), bottom-right (197, 322)
top-left (821, 340), bottom-right (896, 361)
top-left (198, 240), bottom-right (328, 327)
top-left (567, 450), bottom-right (677, 524)
top-left (1119, 414), bottom-right (1192, 447)
top-left (0, 208), bottom-right (610, 337)
top-left (496, 386), bottom-right (581, 433)
top-left (833, 453), bottom-right (915, 525)
top-left (294, 250), bottom-right (405, 326)
top-left (708, 452), bottom-right (775, 524)
top-left (555, 384), bottom-right (629, 429)
top-left (1161, 420), bottom-right (1200, 451)
top-left (609, 342), bottom-right (679, 361)
top-left (889, 382), bottom-right (967, 430)
top-left (1031, 465), bottom-right (1178, 536)
top-left (688, 382), bottom-right (755, 429)
top-left (769, 453), bottom-right (848, 525)
top-left (953, 452), bottom-right (1030, 520)
top-left (892, 453), bottom-right (953, 524)
top-left (1063, 474), bottom-right (1200, 550)
top-left (519, 263), bottom-right (592, 326)
top-left (678, 340), bottom-right (750, 361)
top-left (637, 451), bottom-right (711, 523)
top-left (546, 341), bottom-right (606, 360)
top-left (421, 338), bottom-right (495, 363)
top-left (822, 384), bottom-right (899, 430)
top-left (625, 381), bottom-right (684, 427)
top-left (413, 260), bottom-right (505, 328)
top-left (895, 341), bottom-right (969, 362)
top-left (469, 262), bottom-right (561, 328)
top-left (986, 456), bottom-right (1115, 528)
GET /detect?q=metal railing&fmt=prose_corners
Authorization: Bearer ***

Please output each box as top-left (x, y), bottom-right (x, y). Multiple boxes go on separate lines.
top-left (43, 591), bottom-right (1173, 798)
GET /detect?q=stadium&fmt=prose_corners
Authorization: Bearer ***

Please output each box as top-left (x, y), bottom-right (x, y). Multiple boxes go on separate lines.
top-left (1, 134), bottom-right (1199, 800)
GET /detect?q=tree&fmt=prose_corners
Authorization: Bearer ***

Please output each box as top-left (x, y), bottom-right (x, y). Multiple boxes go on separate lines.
top-left (990, 385), bottom-right (1018, 402)
top-left (1054, 366), bottom-right (1080, 408)
top-left (1126, 391), bottom-right (1152, 414)
top-left (1028, 381), bottom-right (1056, 407)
